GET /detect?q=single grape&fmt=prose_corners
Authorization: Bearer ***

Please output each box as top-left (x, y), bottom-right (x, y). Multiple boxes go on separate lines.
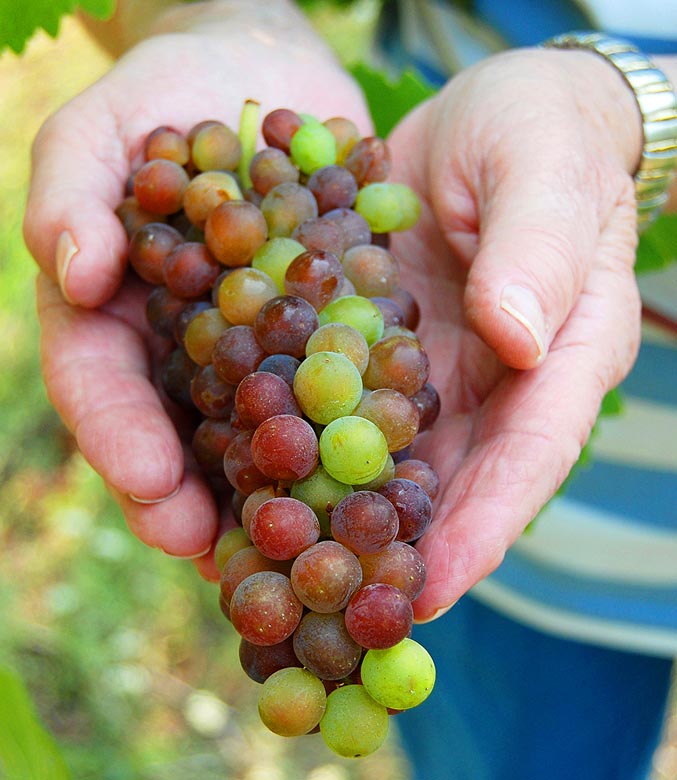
top-left (234, 371), bottom-right (301, 429)
top-left (370, 296), bottom-right (405, 328)
top-left (249, 497), bottom-right (320, 560)
top-left (341, 244), bottom-right (399, 298)
top-left (290, 540), bottom-right (362, 612)
top-left (293, 611), bottom-right (362, 680)
top-left (250, 414), bottom-right (319, 481)
top-left (307, 165), bottom-right (358, 214)
top-left (191, 121), bottom-right (242, 171)
top-left (293, 351), bottom-right (363, 424)
top-left (145, 126), bottom-right (189, 165)
top-left (257, 354), bottom-right (301, 387)
top-left (133, 159), bottom-right (189, 215)
top-left (212, 325), bottom-right (267, 385)
top-left (128, 222), bottom-right (184, 285)
top-left (163, 242), bottom-right (220, 298)
top-left (390, 287), bottom-right (420, 330)
top-left (262, 108), bottom-right (303, 153)
top-left (184, 307), bottom-right (230, 366)
top-left (360, 638), bottom-right (436, 710)
top-left (260, 182), bottom-right (318, 238)
top-left (319, 685), bottom-right (389, 758)
top-left (359, 541), bottom-right (427, 601)
top-left (146, 286), bottom-right (187, 339)
top-left (290, 465), bottom-right (353, 536)
top-left (344, 583), bottom-right (413, 649)
top-left (353, 388), bottom-right (419, 452)
top-left (205, 200), bottom-right (268, 266)
top-left (410, 382), bottom-right (441, 431)
top-left (363, 334), bottom-right (430, 396)
top-left (284, 249), bottom-right (344, 311)
top-left (258, 667), bottom-right (326, 737)
top-left (318, 295), bottom-right (384, 347)
top-left (378, 478), bottom-right (433, 543)
top-left (190, 364), bottom-right (236, 418)
top-left (192, 418), bottom-right (237, 476)
top-left (253, 295), bottom-right (319, 358)
top-left (230, 571), bottom-right (303, 646)
top-left (319, 416), bottom-right (389, 485)
top-left (161, 348), bottom-right (197, 409)
top-left (323, 116), bottom-right (360, 163)
top-left (214, 527), bottom-right (252, 573)
top-left (289, 121), bottom-right (337, 174)
top-left (239, 636), bottom-right (302, 683)
top-left (291, 217), bottom-right (344, 258)
top-left (249, 147), bottom-right (299, 195)
top-left (344, 137), bottom-right (391, 185)
top-left (305, 322), bottom-right (369, 375)
top-left (217, 266), bottom-right (278, 325)
top-left (330, 491), bottom-right (399, 555)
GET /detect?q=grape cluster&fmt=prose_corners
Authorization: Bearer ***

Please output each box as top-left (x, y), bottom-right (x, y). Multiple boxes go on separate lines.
top-left (117, 103), bottom-right (441, 758)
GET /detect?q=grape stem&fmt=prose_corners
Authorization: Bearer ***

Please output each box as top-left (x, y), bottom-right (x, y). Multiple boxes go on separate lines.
top-left (238, 98), bottom-right (261, 190)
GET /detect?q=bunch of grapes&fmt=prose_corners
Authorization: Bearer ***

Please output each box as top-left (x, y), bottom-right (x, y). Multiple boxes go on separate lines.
top-left (117, 102), bottom-right (441, 758)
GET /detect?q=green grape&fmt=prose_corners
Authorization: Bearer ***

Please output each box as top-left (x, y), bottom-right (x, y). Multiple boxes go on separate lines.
top-left (319, 685), bottom-right (389, 758)
top-left (305, 322), bottom-right (370, 375)
top-left (214, 527), bottom-right (252, 573)
top-left (291, 465), bottom-right (354, 535)
top-left (258, 667), bottom-right (327, 737)
top-left (354, 452), bottom-right (395, 491)
top-left (361, 638), bottom-right (436, 710)
top-left (252, 237), bottom-right (306, 293)
top-left (319, 416), bottom-right (388, 485)
top-left (354, 182), bottom-right (421, 233)
top-left (293, 352), bottom-right (363, 425)
top-left (391, 182), bottom-right (421, 230)
top-left (318, 295), bottom-right (384, 347)
top-left (290, 122), bottom-right (337, 175)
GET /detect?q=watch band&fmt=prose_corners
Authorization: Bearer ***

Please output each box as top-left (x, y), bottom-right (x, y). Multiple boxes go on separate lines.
top-left (543, 31), bottom-right (677, 231)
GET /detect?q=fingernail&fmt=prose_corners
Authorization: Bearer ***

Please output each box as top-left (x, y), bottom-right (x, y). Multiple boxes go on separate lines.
top-left (414, 601), bottom-right (457, 625)
top-left (128, 483), bottom-right (181, 505)
top-left (163, 543), bottom-right (213, 560)
top-left (500, 285), bottom-right (546, 364)
top-left (55, 230), bottom-right (78, 304)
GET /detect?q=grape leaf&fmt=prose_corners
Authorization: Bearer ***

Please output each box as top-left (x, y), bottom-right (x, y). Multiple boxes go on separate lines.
top-left (636, 213), bottom-right (677, 274)
top-left (0, 0), bottom-right (114, 55)
top-left (0, 666), bottom-right (72, 780)
top-left (350, 63), bottom-right (436, 138)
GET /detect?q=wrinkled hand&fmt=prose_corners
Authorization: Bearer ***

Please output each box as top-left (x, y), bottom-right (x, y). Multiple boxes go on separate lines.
top-left (24, 25), bottom-right (371, 578)
top-left (386, 48), bottom-right (643, 620)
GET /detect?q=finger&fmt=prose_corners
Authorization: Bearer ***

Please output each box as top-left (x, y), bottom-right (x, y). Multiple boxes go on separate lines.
top-left (37, 273), bottom-right (183, 501)
top-left (412, 222), bottom-right (641, 621)
top-left (24, 93), bottom-right (130, 307)
top-left (110, 470), bottom-right (218, 559)
top-left (465, 151), bottom-right (636, 369)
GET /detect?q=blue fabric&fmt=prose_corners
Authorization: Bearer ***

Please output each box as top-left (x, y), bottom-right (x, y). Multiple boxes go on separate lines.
top-left (400, 596), bottom-right (673, 780)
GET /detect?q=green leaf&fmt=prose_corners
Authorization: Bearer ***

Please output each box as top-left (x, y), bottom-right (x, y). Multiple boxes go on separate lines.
top-left (349, 63), bottom-right (437, 137)
top-left (635, 213), bottom-right (677, 274)
top-left (0, 666), bottom-right (71, 780)
top-left (0, 0), bottom-right (114, 55)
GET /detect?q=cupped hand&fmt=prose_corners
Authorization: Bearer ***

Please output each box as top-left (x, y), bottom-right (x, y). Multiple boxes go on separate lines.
top-left (386, 48), bottom-right (644, 621)
top-left (25, 22), bottom-right (371, 577)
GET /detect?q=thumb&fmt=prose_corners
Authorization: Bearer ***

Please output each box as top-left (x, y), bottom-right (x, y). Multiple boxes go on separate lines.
top-left (462, 151), bottom-right (637, 370)
top-left (23, 92), bottom-right (130, 308)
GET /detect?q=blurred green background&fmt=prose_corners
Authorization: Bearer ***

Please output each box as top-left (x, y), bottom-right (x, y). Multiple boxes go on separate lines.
top-left (0, 12), bottom-right (411, 780)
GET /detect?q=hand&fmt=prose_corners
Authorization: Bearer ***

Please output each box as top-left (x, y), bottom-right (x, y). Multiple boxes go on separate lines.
top-left (24, 2), bottom-right (371, 579)
top-left (386, 48), bottom-right (645, 621)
